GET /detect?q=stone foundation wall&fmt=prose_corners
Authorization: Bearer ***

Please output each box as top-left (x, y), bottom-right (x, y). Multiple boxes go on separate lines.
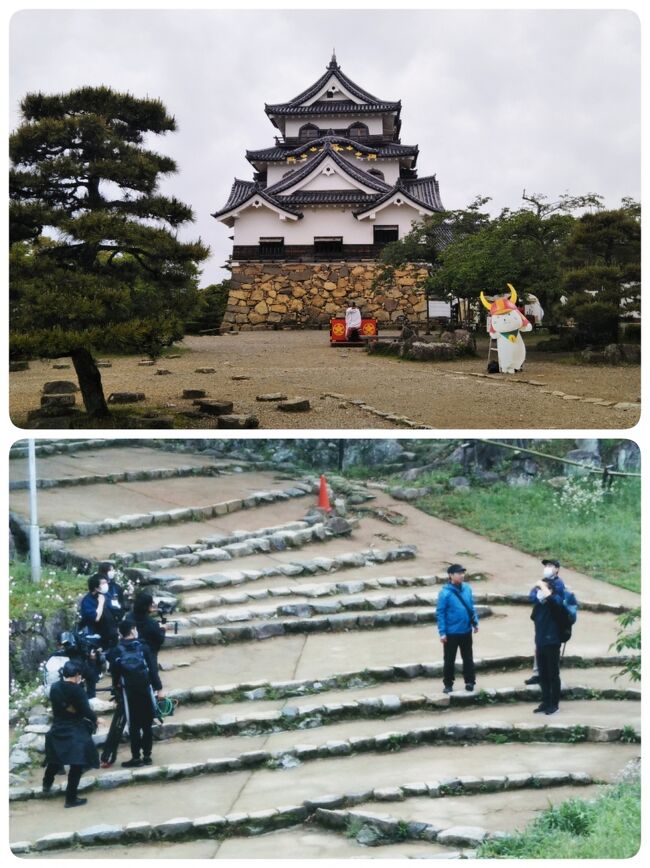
top-left (222, 261), bottom-right (430, 330)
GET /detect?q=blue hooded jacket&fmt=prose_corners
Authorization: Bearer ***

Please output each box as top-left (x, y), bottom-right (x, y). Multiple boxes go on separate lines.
top-left (437, 581), bottom-right (479, 637)
top-left (529, 577), bottom-right (566, 647)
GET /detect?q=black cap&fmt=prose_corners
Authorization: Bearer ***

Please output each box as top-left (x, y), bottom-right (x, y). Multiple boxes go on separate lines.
top-left (542, 559), bottom-right (560, 568)
top-left (447, 564), bottom-right (467, 575)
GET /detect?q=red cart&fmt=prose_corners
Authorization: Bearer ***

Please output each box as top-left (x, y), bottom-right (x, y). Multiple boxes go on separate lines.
top-left (330, 317), bottom-right (378, 347)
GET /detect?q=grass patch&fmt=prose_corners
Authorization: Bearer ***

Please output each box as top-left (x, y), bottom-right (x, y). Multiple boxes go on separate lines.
top-left (10, 559), bottom-right (82, 622)
top-left (478, 774), bottom-right (640, 858)
top-left (417, 477), bottom-right (640, 592)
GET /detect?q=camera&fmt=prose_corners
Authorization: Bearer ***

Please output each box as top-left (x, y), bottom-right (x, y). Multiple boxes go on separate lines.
top-left (156, 598), bottom-right (179, 634)
top-left (157, 599), bottom-right (177, 618)
top-left (74, 629), bottom-right (107, 667)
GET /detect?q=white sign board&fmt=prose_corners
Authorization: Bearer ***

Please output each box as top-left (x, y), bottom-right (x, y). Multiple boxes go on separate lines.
top-left (428, 300), bottom-right (451, 318)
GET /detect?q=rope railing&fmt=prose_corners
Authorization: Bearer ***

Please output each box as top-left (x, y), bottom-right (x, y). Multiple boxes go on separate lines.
top-left (474, 439), bottom-right (641, 479)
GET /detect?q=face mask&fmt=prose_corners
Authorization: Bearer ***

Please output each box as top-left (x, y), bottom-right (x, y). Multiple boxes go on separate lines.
top-left (99, 583), bottom-right (109, 594)
top-left (543, 567), bottom-right (556, 579)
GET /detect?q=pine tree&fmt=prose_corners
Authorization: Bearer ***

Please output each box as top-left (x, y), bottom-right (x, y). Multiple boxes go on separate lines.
top-left (10, 86), bottom-right (209, 417)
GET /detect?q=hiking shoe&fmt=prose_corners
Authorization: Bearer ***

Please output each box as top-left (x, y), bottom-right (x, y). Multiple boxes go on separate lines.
top-left (545, 706), bottom-right (559, 715)
top-left (42, 783), bottom-right (52, 793)
top-left (64, 798), bottom-right (87, 808)
top-left (142, 756), bottom-right (153, 766)
top-left (532, 704), bottom-right (547, 713)
top-left (121, 757), bottom-right (143, 768)
top-left (100, 761), bottom-right (113, 769)
top-left (442, 686), bottom-right (453, 694)
top-left (525, 676), bottom-right (540, 685)
top-left (465, 683), bottom-right (475, 692)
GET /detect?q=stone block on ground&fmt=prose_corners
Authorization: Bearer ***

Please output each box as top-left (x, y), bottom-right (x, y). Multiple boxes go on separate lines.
top-left (217, 414), bottom-right (260, 429)
top-left (256, 393), bottom-right (288, 402)
top-left (278, 397), bottom-right (311, 412)
top-left (42, 380), bottom-right (78, 394)
top-left (195, 367), bottom-right (217, 374)
top-left (40, 394), bottom-right (75, 407)
top-left (197, 400), bottom-right (234, 416)
top-left (183, 389), bottom-right (207, 399)
top-left (107, 392), bottom-right (145, 404)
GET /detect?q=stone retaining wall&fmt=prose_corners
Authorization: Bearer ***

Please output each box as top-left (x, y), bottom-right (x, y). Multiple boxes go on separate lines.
top-left (223, 262), bottom-right (430, 330)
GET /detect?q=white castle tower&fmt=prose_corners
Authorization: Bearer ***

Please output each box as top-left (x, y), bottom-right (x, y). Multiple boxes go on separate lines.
top-left (214, 54), bottom-right (443, 329)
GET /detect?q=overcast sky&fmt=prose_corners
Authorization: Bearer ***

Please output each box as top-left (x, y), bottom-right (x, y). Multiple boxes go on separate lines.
top-left (9, 8), bottom-right (640, 286)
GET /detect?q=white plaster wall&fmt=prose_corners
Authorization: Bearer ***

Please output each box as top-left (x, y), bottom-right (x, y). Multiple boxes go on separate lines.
top-left (359, 202), bottom-right (422, 236)
top-left (266, 156), bottom-right (400, 186)
top-left (303, 76), bottom-right (362, 105)
top-left (298, 172), bottom-right (360, 191)
top-left (338, 154), bottom-right (400, 184)
top-left (284, 116), bottom-right (384, 137)
top-left (267, 165), bottom-right (296, 185)
top-left (233, 203), bottom-right (424, 245)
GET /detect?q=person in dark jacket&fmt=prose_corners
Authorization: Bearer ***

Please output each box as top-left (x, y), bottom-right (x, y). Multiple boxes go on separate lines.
top-left (122, 591), bottom-right (166, 671)
top-left (42, 659), bottom-right (99, 808)
top-left (79, 575), bottom-right (118, 650)
top-left (436, 564), bottom-right (480, 694)
top-left (89, 563), bottom-right (126, 622)
top-left (529, 560), bottom-right (567, 716)
top-left (108, 621), bottom-right (164, 768)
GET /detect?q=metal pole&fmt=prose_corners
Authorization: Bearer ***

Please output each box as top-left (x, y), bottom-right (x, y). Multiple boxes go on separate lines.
top-left (27, 439), bottom-right (41, 583)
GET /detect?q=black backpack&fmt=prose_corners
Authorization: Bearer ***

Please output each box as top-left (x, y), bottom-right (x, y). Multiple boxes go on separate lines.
top-left (117, 641), bottom-right (150, 689)
top-left (553, 589), bottom-right (579, 643)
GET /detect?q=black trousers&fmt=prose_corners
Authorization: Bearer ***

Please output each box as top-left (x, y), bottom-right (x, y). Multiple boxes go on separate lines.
top-left (126, 691), bottom-right (154, 759)
top-left (43, 763), bottom-right (83, 803)
top-left (537, 643), bottom-right (561, 709)
top-left (443, 631), bottom-right (475, 687)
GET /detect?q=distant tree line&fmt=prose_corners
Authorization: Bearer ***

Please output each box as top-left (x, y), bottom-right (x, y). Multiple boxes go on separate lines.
top-left (380, 192), bottom-right (640, 346)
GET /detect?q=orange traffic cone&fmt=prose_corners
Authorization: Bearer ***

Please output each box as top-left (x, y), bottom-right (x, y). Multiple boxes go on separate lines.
top-left (318, 475), bottom-right (332, 512)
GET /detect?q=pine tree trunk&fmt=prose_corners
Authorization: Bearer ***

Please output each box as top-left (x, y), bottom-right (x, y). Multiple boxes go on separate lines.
top-left (70, 348), bottom-right (110, 418)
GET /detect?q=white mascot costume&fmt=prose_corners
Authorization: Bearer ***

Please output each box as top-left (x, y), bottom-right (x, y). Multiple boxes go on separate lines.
top-left (481, 283), bottom-right (532, 373)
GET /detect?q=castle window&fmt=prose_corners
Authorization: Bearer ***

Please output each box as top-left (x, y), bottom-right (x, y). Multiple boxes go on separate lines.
top-left (368, 168), bottom-right (384, 180)
top-left (373, 225), bottom-right (399, 246)
top-left (259, 237), bottom-right (285, 258)
top-left (299, 123), bottom-right (319, 141)
top-left (314, 236), bottom-right (343, 258)
top-left (348, 122), bottom-right (369, 141)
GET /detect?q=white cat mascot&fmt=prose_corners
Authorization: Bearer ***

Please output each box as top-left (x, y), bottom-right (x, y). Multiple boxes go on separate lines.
top-left (480, 283), bottom-right (533, 373)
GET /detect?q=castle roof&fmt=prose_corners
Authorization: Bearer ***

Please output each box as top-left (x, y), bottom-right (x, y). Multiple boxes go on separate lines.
top-left (211, 179), bottom-right (302, 221)
top-left (265, 141), bottom-right (392, 196)
top-left (265, 101), bottom-right (401, 117)
top-left (275, 53), bottom-right (394, 108)
top-left (246, 136), bottom-right (419, 165)
top-left (354, 175), bottom-right (444, 217)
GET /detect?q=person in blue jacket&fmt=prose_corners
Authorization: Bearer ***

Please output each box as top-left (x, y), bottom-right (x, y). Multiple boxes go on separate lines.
top-left (529, 559), bottom-right (566, 716)
top-left (436, 564), bottom-right (479, 693)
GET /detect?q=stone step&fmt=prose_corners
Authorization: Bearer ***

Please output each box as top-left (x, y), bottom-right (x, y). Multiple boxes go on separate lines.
top-left (158, 663), bottom-right (638, 729)
top-left (173, 549), bottom-right (425, 602)
top-left (314, 779), bottom-right (607, 848)
top-left (12, 702), bottom-right (639, 804)
top-left (43, 484), bottom-right (312, 541)
top-left (174, 589), bottom-right (627, 629)
top-left (15, 826), bottom-right (449, 859)
top-left (176, 591), bottom-right (473, 627)
top-left (13, 774), bottom-right (600, 856)
top-left (160, 605), bottom-right (495, 648)
top-left (148, 608), bottom-right (631, 694)
top-left (11, 742), bottom-right (637, 848)
top-left (9, 462), bottom-right (227, 492)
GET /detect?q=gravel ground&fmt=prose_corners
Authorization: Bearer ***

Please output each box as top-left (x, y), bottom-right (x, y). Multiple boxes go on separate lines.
top-left (10, 331), bottom-right (641, 430)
